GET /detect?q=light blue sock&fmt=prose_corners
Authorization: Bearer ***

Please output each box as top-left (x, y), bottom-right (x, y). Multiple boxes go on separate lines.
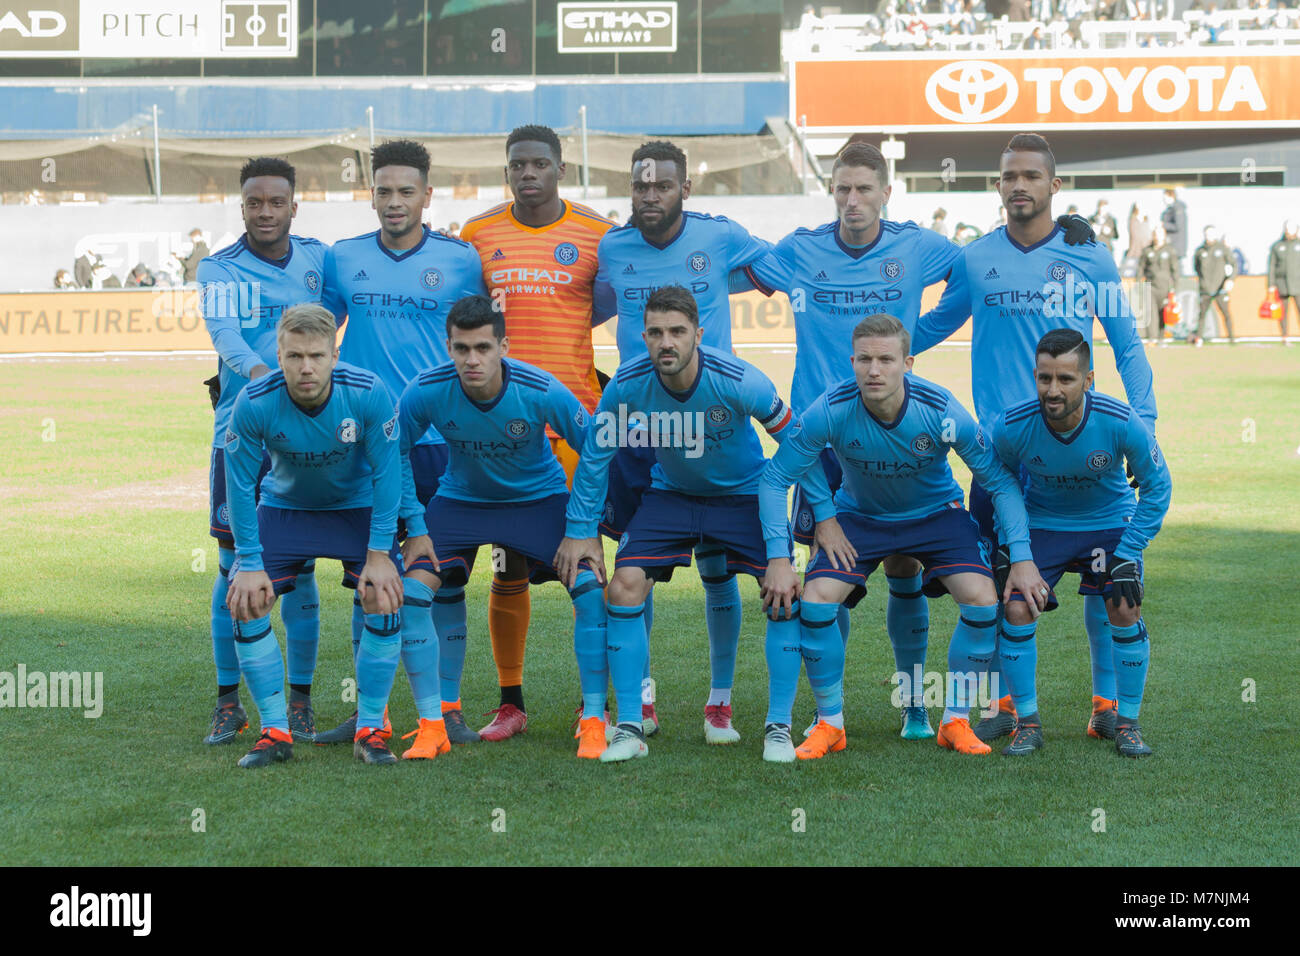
top-left (836, 605), bottom-right (850, 650)
top-left (607, 601), bottom-right (648, 727)
top-left (281, 563), bottom-right (320, 687)
top-left (886, 573), bottom-right (929, 706)
top-left (350, 596), bottom-right (363, 663)
top-left (697, 548), bottom-right (741, 692)
top-left (999, 619), bottom-right (1039, 717)
top-left (233, 614), bottom-right (286, 732)
top-left (764, 606), bottom-right (802, 726)
top-left (642, 588), bottom-right (654, 681)
top-left (211, 550), bottom-right (240, 688)
top-left (357, 612), bottom-right (401, 730)
top-left (800, 601), bottom-right (845, 720)
top-left (401, 578), bottom-right (441, 720)
top-left (570, 571), bottom-right (608, 719)
top-left (433, 585), bottom-right (468, 704)
top-left (944, 603), bottom-right (998, 721)
top-left (1084, 594), bottom-right (1117, 701)
top-left (1112, 621), bottom-right (1150, 721)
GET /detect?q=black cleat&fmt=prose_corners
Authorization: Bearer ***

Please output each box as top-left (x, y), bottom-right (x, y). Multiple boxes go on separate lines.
top-left (442, 707), bottom-right (481, 744)
top-left (1115, 721), bottom-right (1153, 758)
top-left (354, 728), bottom-right (398, 765)
top-left (288, 698), bottom-right (317, 743)
top-left (1001, 716), bottom-right (1044, 756)
top-left (1087, 697), bottom-right (1118, 740)
top-left (237, 730), bottom-right (293, 768)
top-left (973, 707), bottom-right (1016, 742)
top-left (314, 711), bottom-right (358, 745)
top-left (204, 701), bottom-right (249, 745)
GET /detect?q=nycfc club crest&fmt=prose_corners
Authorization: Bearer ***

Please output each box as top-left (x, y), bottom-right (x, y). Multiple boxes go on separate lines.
top-left (1047, 261), bottom-right (1070, 282)
top-left (880, 258), bottom-right (904, 281)
top-left (554, 242), bottom-right (579, 265)
top-left (688, 251), bottom-right (710, 274)
top-left (304, 270), bottom-right (321, 293)
top-left (337, 418), bottom-right (358, 443)
top-left (798, 510), bottom-right (813, 532)
top-left (383, 412), bottom-right (398, 441)
top-left (218, 504), bottom-right (230, 525)
top-left (421, 268), bottom-right (443, 290)
top-left (574, 408), bottom-right (588, 428)
top-left (506, 419), bottom-right (530, 438)
top-left (706, 405), bottom-right (731, 425)
top-left (1087, 450), bottom-right (1112, 472)
top-left (911, 433), bottom-right (934, 455)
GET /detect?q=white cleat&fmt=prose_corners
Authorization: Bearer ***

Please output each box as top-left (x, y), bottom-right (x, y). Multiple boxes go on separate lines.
top-left (704, 704), bottom-right (741, 744)
top-left (599, 724), bottom-right (649, 762)
top-left (763, 723), bottom-right (796, 763)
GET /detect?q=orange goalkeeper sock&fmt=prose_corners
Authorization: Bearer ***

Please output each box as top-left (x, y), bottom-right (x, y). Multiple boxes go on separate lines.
top-left (489, 576), bottom-right (530, 707)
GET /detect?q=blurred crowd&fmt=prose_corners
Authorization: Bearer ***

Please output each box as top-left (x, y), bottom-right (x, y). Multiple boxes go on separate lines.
top-left (56, 227), bottom-right (211, 290)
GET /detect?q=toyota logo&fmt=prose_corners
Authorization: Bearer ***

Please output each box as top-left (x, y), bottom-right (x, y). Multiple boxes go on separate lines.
top-left (925, 60), bottom-right (1019, 123)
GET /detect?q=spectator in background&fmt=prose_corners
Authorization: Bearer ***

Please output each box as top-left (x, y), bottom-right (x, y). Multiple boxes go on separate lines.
top-left (953, 222), bottom-right (983, 245)
top-left (92, 262), bottom-right (121, 289)
top-left (1030, 0), bottom-right (1055, 20)
top-left (74, 249), bottom-right (99, 288)
top-left (606, 209), bottom-right (621, 224)
top-left (1008, 0), bottom-right (1032, 20)
top-left (54, 269), bottom-right (76, 289)
top-left (930, 207), bottom-right (949, 237)
top-left (1193, 225), bottom-right (1235, 345)
top-left (1090, 199), bottom-right (1120, 258)
top-left (180, 228), bottom-right (208, 283)
top-left (1138, 225), bottom-right (1179, 343)
top-left (1267, 220), bottom-right (1300, 343)
top-left (125, 262), bottom-right (157, 288)
top-left (446, 221), bottom-right (462, 238)
top-left (1160, 187), bottom-right (1189, 269)
top-left (1063, 0), bottom-right (1095, 17)
top-left (990, 206), bottom-right (1008, 232)
top-left (1023, 25), bottom-right (1048, 47)
top-left (958, 0), bottom-right (980, 32)
top-left (1126, 203), bottom-right (1152, 265)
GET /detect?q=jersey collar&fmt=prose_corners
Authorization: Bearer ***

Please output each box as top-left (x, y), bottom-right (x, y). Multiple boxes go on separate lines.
top-left (291, 373), bottom-right (335, 418)
top-left (1041, 391), bottom-right (1092, 444)
top-left (1004, 223), bottom-right (1062, 254)
top-left (655, 355), bottom-right (703, 404)
top-left (374, 226), bottom-right (431, 262)
top-left (241, 235), bottom-right (293, 269)
top-left (833, 220), bottom-right (886, 259)
top-left (860, 377), bottom-right (909, 430)
top-left (509, 199), bottom-right (568, 232)
top-left (641, 213), bottom-right (689, 252)
top-left (461, 358), bottom-right (511, 413)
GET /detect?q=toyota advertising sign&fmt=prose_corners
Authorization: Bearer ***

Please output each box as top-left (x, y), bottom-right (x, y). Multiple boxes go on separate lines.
top-left (791, 51), bottom-right (1300, 132)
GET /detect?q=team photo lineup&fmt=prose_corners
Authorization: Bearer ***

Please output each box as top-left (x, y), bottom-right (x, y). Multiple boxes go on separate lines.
top-left (203, 127), bottom-right (1169, 771)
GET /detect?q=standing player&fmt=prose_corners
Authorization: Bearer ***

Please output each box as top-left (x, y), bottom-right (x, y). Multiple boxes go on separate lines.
top-left (457, 125), bottom-right (613, 742)
top-left (315, 139), bottom-right (489, 747)
top-left (989, 330), bottom-right (1170, 757)
top-left (223, 305), bottom-right (406, 767)
top-left (758, 315), bottom-right (1049, 758)
top-left (555, 286), bottom-right (801, 762)
top-left (395, 295), bottom-right (608, 759)
top-left (199, 157), bottom-right (327, 747)
top-left (912, 133), bottom-right (1157, 743)
top-left (591, 141), bottom-right (774, 741)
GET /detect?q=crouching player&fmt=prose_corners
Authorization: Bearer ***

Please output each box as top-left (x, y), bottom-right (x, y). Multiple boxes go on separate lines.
top-left (758, 315), bottom-right (1050, 757)
top-left (988, 330), bottom-right (1170, 757)
top-left (396, 295), bottom-right (609, 759)
top-left (224, 305), bottom-right (406, 767)
top-left (555, 285), bottom-right (801, 764)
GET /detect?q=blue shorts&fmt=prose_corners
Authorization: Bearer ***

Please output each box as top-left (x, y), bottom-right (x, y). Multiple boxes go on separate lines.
top-left (410, 442), bottom-right (449, 507)
top-left (614, 488), bottom-right (789, 582)
top-left (806, 505), bottom-right (992, 608)
top-left (600, 443), bottom-right (656, 540)
top-left (228, 506), bottom-right (402, 594)
top-left (1009, 527), bottom-right (1140, 612)
top-left (406, 493), bottom-right (572, 588)
top-left (209, 446), bottom-right (271, 547)
top-left (791, 447), bottom-right (841, 545)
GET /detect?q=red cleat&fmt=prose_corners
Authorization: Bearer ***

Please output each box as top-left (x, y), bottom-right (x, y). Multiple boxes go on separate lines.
top-left (478, 703), bottom-right (527, 741)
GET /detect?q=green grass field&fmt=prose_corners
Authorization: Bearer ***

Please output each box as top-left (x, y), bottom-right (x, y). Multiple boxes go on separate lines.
top-left (1, 345), bottom-right (1297, 866)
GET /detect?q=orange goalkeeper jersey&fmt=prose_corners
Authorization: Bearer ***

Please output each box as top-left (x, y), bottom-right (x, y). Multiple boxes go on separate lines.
top-left (460, 200), bottom-right (612, 415)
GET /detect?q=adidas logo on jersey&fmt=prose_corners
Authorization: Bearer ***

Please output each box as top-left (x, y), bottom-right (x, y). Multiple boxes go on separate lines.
top-left (623, 264), bottom-right (635, 274)
top-left (353, 270), bottom-right (369, 281)
top-left (815, 270), bottom-right (828, 281)
top-left (848, 439), bottom-right (862, 448)
top-left (443, 419), bottom-right (459, 431)
top-left (1031, 455), bottom-right (1045, 466)
top-left (272, 431), bottom-right (289, 443)
top-left (984, 267), bottom-right (1000, 279)
top-left (489, 249), bottom-right (505, 261)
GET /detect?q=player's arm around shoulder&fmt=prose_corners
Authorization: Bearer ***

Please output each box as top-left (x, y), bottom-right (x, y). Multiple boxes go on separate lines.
top-left (223, 389), bottom-right (275, 617)
top-left (1118, 410), bottom-right (1172, 560)
top-left (355, 378), bottom-right (404, 614)
top-left (546, 373), bottom-right (591, 453)
top-left (912, 246), bottom-right (972, 353)
top-left (1090, 250), bottom-right (1158, 429)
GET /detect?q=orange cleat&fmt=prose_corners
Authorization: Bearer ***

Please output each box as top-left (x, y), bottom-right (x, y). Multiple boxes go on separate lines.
top-left (795, 720), bottom-right (847, 760)
top-left (1087, 696), bottom-right (1118, 740)
top-left (401, 718), bottom-right (452, 760)
top-left (937, 717), bottom-right (993, 755)
top-left (576, 716), bottom-right (607, 759)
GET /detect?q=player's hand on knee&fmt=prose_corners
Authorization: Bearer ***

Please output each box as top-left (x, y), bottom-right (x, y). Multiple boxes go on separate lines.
top-left (555, 536), bottom-right (605, 589)
top-left (359, 550), bottom-right (403, 615)
top-left (228, 569), bottom-right (274, 621)
top-left (1006, 561), bottom-right (1050, 619)
top-left (812, 517), bottom-right (857, 571)
top-left (761, 558), bottom-right (801, 620)
top-left (1106, 557), bottom-right (1143, 611)
top-left (401, 533), bottom-right (440, 574)
top-left (992, 544), bottom-right (1012, 597)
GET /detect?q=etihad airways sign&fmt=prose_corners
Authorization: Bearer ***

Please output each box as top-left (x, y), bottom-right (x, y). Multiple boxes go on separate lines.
top-left (791, 51), bottom-right (1299, 131)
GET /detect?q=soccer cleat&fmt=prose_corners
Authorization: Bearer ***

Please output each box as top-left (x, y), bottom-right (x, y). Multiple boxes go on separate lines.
top-left (936, 717), bottom-right (993, 755)
top-left (796, 720), bottom-right (847, 760)
top-left (802, 710), bottom-right (820, 739)
top-left (479, 703), bottom-right (527, 741)
top-left (641, 703), bottom-right (660, 737)
top-left (704, 703), bottom-right (741, 745)
top-left (576, 717), bottom-right (607, 759)
top-left (900, 705), bottom-right (936, 740)
top-left (973, 695), bottom-right (1017, 742)
top-left (401, 718), bottom-right (451, 760)
top-left (1115, 721), bottom-right (1154, 758)
top-left (442, 705), bottom-right (481, 745)
top-left (354, 727), bottom-right (398, 765)
top-left (762, 723), bottom-right (796, 763)
top-left (203, 701), bottom-right (248, 745)
top-left (288, 699), bottom-right (316, 743)
top-left (1001, 717), bottom-right (1044, 756)
top-left (314, 707), bottom-right (391, 745)
top-left (1087, 696), bottom-right (1118, 740)
top-left (599, 723), bottom-right (648, 762)
top-left (237, 728), bottom-right (293, 768)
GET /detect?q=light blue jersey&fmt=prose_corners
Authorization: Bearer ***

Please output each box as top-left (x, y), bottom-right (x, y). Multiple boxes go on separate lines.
top-left (744, 220), bottom-right (959, 412)
top-left (324, 227), bottom-right (488, 447)
top-left (593, 212), bottom-right (771, 363)
top-left (912, 225), bottom-right (1157, 428)
top-left (760, 374), bottom-right (1032, 561)
top-left (225, 362), bottom-right (401, 571)
top-left (567, 345), bottom-right (795, 538)
top-left (199, 234), bottom-right (327, 444)
top-left (991, 392), bottom-right (1171, 560)
top-left (398, 358), bottom-right (589, 532)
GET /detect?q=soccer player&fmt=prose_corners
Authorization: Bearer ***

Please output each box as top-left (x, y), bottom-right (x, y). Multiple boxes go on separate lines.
top-left (457, 125), bottom-right (614, 741)
top-left (590, 141), bottom-right (774, 740)
top-left (315, 139), bottom-right (489, 748)
top-left (395, 295), bottom-right (608, 759)
top-left (199, 157), bottom-right (327, 747)
top-left (223, 305), bottom-right (406, 767)
top-left (555, 285), bottom-right (800, 763)
top-left (912, 133), bottom-right (1157, 743)
top-left (989, 330), bottom-right (1169, 756)
top-left (759, 315), bottom-right (1050, 758)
